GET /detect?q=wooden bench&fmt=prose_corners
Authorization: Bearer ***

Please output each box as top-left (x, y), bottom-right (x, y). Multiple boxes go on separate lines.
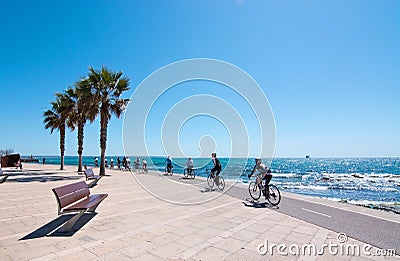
top-left (52, 181), bottom-right (108, 232)
top-left (0, 168), bottom-right (9, 184)
top-left (84, 168), bottom-right (102, 187)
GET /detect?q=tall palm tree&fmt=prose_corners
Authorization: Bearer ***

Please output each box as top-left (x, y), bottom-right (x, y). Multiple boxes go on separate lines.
top-left (63, 84), bottom-right (97, 173)
top-left (43, 94), bottom-right (73, 170)
top-left (85, 66), bottom-right (130, 176)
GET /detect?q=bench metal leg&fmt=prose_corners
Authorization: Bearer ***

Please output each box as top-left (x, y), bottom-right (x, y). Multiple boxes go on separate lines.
top-left (0, 175), bottom-right (9, 183)
top-left (88, 203), bottom-right (101, 212)
top-left (59, 210), bottom-right (85, 232)
top-left (88, 179), bottom-right (98, 188)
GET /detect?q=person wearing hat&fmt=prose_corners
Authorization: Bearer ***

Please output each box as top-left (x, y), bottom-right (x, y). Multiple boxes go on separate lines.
top-left (248, 157), bottom-right (272, 197)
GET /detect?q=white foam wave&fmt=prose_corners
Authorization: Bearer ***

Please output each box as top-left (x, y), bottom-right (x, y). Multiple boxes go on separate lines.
top-left (274, 173), bottom-right (298, 178)
top-left (283, 184), bottom-right (329, 191)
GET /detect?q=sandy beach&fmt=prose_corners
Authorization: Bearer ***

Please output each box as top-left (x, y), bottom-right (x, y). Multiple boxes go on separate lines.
top-left (0, 163), bottom-right (398, 260)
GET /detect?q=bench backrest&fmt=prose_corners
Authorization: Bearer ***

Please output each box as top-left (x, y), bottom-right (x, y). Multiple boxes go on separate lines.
top-left (84, 168), bottom-right (95, 178)
top-left (52, 181), bottom-right (90, 213)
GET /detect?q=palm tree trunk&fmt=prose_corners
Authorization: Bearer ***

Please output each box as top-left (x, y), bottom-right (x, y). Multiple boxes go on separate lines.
top-left (77, 120), bottom-right (84, 173)
top-left (99, 112), bottom-right (108, 176)
top-left (60, 124), bottom-right (65, 170)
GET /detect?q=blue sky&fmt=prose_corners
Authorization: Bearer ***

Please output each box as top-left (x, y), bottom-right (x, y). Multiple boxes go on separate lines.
top-left (0, 0), bottom-right (399, 158)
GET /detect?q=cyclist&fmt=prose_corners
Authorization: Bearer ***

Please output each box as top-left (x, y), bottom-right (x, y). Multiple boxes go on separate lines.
top-left (210, 152), bottom-right (222, 184)
top-left (185, 157), bottom-right (194, 175)
top-left (134, 157), bottom-right (140, 171)
top-left (165, 156), bottom-right (173, 173)
top-left (248, 158), bottom-right (272, 197)
top-left (142, 158), bottom-right (148, 173)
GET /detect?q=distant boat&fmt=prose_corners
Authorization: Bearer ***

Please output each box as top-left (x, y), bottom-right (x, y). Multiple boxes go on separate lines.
top-left (305, 155), bottom-right (310, 159)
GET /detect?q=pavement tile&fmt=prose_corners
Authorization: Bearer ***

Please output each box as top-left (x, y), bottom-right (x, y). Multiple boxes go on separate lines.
top-left (294, 225), bottom-right (320, 236)
top-left (84, 239), bottom-right (130, 256)
top-left (134, 252), bottom-right (164, 261)
top-left (56, 249), bottom-right (98, 260)
top-left (196, 227), bottom-right (225, 238)
top-left (174, 233), bottom-right (209, 248)
top-left (192, 246), bottom-right (230, 260)
top-left (93, 251), bottom-right (131, 261)
top-left (118, 241), bottom-right (154, 257)
top-left (150, 242), bottom-right (187, 259)
top-left (227, 248), bottom-right (266, 261)
top-left (172, 225), bottom-right (199, 237)
top-left (142, 224), bottom-right (176, 236)
top-left (147, 232), bottom-right (182, 247)
top-left (213, 237), bottom-right (248, 253)
top-left (230, 228), bottom-right (259, 242)
top-left (284, 231), bottom-right (315, 244)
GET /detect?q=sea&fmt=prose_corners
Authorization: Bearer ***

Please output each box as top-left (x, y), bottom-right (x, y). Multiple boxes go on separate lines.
top-left (32, 156), bottom-right (400, 213)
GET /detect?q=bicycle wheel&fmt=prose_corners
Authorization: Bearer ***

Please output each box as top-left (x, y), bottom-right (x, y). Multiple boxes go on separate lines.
top-left (266, 184), bottom-right (281, 206)
top-left (184, 169), bottom-right (188, 178)
top-left (216, 176), bottom-right (225, 190)
top-left (248, 181), bottom-right (261, 200)
top-left (191, 169), bottom-right (195, 179)
top-left (207, 174), bottom-right (214, 188)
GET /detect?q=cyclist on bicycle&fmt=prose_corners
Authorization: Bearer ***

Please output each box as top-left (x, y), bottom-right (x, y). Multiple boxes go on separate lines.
top-left (185, 157), bottom-right (194, 175)
top-left (248, 158), bottom-right (272, 197)
top-left (165, 156), bottom-right (173, 173)
top-left (210, 152), bottom-right (222, 183)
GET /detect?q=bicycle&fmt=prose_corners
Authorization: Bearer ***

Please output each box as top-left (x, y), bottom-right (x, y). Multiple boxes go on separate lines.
top-left (206, 169), bottom-right (225, 190)
top-left (248, 174), bottom-right (281, 206)
top-left (184, 168), bottom-right (195, 179)
top-left (164, 164), bottom-right (173, 176)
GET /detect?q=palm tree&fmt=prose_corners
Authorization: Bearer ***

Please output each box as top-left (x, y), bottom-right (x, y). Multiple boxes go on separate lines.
top-left (43, 94), bottom-right (73, 170)
top-left (63, 84), bottom-right (97, 173)
top-left (85, 66), bottom-right (130, 175)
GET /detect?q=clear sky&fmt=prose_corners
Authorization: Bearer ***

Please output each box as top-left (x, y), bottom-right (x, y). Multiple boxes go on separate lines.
top-left (0, 0), bottom-right (399, 158)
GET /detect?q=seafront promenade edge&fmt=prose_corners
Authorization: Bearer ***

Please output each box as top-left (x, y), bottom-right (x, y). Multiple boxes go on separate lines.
top-left (0, 164), bottom-right (398, 260)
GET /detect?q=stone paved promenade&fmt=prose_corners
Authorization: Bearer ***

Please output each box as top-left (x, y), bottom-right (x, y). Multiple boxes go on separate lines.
top-left (0, 164), bottom-right (398, 260)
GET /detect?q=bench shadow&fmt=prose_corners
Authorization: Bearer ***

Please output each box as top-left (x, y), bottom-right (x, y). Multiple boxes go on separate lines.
top-left (9, 176), bottom-right (81, 183)
top-left (19, 213), bottom-right (97, 240)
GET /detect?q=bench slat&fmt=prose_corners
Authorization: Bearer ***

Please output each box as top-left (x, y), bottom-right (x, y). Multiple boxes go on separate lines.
top-left (63, 194), bottom-right (108, 212)
top-left (53, 181), bottom-right (88, 197)
top-left (85, 169), bottom-right (94, 178)
top-left (84, 168), bottom-right (101, 181)
top-left (52, 181), bottom-right (90, 209)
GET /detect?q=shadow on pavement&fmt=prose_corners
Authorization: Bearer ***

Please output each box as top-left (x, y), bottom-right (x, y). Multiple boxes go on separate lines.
top-left (242, 199), bottom-right (279, 209)
top-left (200, 187), bottom-right (220, 193)
top-left (8, 176), bottom-right (81, 183)
top-left (20, 213), bottom-right (97, 240)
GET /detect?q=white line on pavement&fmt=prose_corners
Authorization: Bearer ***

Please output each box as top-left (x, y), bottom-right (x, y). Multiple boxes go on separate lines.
top-left (301, 208), bottom-right (331, 218)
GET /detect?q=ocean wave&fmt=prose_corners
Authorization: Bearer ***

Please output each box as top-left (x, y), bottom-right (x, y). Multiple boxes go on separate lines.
top-left (282, 184), bottom-right (329, 191)
top-left (273, 173), bottom-right (299, 178)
